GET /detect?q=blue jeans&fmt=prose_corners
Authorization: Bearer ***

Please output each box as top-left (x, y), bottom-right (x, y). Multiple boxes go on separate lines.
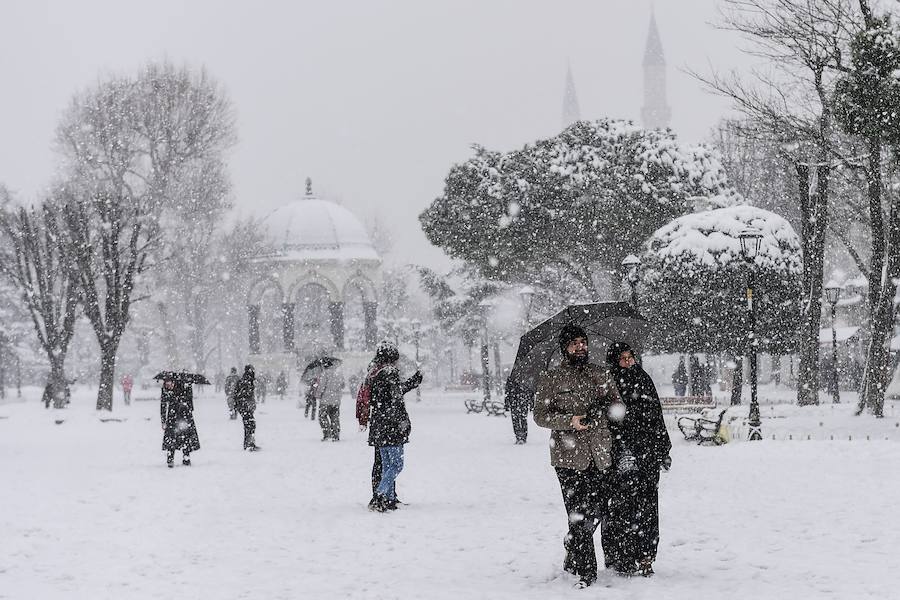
top-left (376, 446), bottom-right (404, 500)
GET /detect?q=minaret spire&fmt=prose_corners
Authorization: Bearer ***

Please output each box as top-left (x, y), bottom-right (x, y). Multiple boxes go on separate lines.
top-left (562, 61), bottom-right (581, 129)
top-left (641, 10), bottom-right (671, 130)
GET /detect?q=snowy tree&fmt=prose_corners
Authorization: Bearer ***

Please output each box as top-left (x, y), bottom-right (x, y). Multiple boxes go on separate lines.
top-left (640, 206), bottom-right (802, 361)
top-left (832, 7), bottom-right (900, 416)
top-left (55, 61), bottom-right (236, 410)
top-left (420, 119), bottom-right (736, 299)
top-left (0, 193), bottom-right (80, 408)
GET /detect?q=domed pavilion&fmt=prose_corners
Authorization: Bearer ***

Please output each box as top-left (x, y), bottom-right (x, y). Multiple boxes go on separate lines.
top-left (246, 179), bottom-right (381, 378)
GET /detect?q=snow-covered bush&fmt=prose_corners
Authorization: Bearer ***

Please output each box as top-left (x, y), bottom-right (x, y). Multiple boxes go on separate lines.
top-left (640, 206), bottom-right (802, 354)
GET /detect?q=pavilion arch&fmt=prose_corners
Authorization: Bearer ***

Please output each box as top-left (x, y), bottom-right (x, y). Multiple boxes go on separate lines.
top-left (246, 277), bottom-right (286, 306)
top-left (287, 271), bottom-right (341, 305)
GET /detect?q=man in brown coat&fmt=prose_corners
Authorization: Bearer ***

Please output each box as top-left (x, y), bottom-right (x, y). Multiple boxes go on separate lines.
top-left (533, 323), bottom-right (620, 588)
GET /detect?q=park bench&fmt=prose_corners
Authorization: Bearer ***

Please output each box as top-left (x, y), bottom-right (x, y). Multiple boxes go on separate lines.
top-left (658, 395), bottom-right (716, 414)
top-left (464, 397), bottom-right (507, 416)
top-left (677, 407), bottom-right (728, 445)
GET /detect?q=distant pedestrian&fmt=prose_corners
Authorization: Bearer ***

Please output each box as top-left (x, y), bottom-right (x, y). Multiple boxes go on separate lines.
top-left (160, 377), bottom-right (201, 468)
top-left (366, 341), bottom-right (422, 512)
top-left (275, 371), bottom-right (288, 400)
top-left (304, 376), bottom-right (319, 420)
top-left (672, 357), bottom-right (687, 397)
top-left (234, 365), bottom-right (260, 451)
top-left (688, 355), bottom-right (703, 397)
top-left (317, 363), bottom-right (346, 441)
top-left (533, 324), bottom-right (619, 588)
top-left (224, 367), bottom-right (239, 420)
top-left (504, 378), bottom-right (533, 444)
top-left (121, 373), bottom-right (134, 406)
top-left (258, 372), bottom-right (269, 404)
top-left (214, 370), bottom-right (224, 394)
top-left (605, 342), bottom-right (672, 578)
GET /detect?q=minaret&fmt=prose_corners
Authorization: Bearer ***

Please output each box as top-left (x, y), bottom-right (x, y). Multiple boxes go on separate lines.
top-left (562, 62), bottom-right (581, 129)
top-left (641, 11), bottom-right (671, 130)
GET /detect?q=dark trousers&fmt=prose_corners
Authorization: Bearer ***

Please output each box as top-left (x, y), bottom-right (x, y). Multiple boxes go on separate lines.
top-left (604, 469), bottom-right (661, 570)
top-left (240, 410), bottom-right (256, 448)
top-left (304, 397), bottom-right (317, 420)
top-left (510, 406), bottom-right (528, 442)
top-left (555, 462), bottom-right (610, 582)
top-left (318, 405), bottom-right (340, 440)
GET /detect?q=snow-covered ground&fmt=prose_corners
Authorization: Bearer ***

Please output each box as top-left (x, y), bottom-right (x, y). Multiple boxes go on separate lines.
top-left (2, 386), bottom-right (898, 599)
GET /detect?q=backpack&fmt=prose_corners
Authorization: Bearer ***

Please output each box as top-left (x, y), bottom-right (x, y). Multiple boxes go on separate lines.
top-left (356, 366), bottom-right (386, 427)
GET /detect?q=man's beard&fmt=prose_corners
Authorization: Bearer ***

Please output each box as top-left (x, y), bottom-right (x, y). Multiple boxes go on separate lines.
top-left (565, 350), bottom-right (589, 366)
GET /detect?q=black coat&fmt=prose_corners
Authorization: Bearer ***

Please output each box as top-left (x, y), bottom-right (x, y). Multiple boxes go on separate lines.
top-left (234, 371), bottom-right (256, 415)
top-left (609, 364), bottom-right (671, 473)
top-left (161, 382), bottom-right (201, 453)
top-left (367, 365), bottom-right (420, 447)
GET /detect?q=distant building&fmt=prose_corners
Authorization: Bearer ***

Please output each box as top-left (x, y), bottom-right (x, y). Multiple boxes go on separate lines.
top-left (641, 11), bottom-right (671, 130)
top-left (246, 178), bottom-right (382, 378)
top-left (561, 62), bottom-right (581, 129)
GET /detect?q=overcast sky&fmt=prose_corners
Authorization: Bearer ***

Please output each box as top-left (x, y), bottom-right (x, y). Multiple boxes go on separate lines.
top-left (0, 0), bottom-right (752, 268)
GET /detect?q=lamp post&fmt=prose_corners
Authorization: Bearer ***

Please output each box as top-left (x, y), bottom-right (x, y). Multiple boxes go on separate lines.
top-left (411, 318), bottom-right (421, 402)
top-left (519, 285), bottom-right (535, 328)
top-left (824, 282), bottom-right (842, 404)
top-left (621, 254), bottom-right (641, 307)
top-left (477, 299), bottom-right (493, 403)
top-left (739, 227), bottom-right (763, 441)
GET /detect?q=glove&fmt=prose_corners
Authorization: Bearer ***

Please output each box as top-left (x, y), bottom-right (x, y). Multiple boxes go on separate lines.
top-left (409, 371), bottom-right (423, 388)
top-left (660, 455), bottom-right (672, 472)
top-left (617, 450), bottom-right (637, 473)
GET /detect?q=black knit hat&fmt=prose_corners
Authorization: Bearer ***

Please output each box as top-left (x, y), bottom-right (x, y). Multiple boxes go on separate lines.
top-left (374, 340), bottom-right (400, 365)
top-left (558, 323), bottom-right (588, 353)
top-left (606, 342), bottom-right (632, 366)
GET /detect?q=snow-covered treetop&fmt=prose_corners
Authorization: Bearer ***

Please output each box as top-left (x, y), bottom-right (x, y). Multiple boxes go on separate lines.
top-left (644, 205), bottom-right (802, 275)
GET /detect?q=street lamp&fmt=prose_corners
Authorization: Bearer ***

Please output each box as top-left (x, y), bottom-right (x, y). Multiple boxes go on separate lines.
top-left (824, 281), bottom-right (842, 404)
top-left (739, 227), bottom-right (763, 441)
top-left (477, 299), bottom-right (494, 403)
top-left (411, 319), bottom-right (421, 402)
top-left (519, 285), bottom-right (535, 327)
top-left (621, 254), bottom-right (641, 307)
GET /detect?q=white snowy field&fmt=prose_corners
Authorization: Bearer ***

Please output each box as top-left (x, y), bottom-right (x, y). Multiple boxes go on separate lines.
top-left (2, 387), bottom-right (898, 600)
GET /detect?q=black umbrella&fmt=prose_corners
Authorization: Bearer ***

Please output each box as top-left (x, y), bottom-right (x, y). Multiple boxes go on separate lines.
top-left (153, 371), bottom-right (212, 385)
top-left (507, 302), bottom-right (650, 393)
top-left (301, 356), bottom-right (342, 383)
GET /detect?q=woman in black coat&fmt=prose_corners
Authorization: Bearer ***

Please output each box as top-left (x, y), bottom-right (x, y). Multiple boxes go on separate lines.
top-left (604, 342), bottom-right (672, 577)
top-left (160, 378), bottom-right (201, 468)
top-left (234, 365), bottom-right (260, 451)
top-left (366, 341), bottom-right (422, 512)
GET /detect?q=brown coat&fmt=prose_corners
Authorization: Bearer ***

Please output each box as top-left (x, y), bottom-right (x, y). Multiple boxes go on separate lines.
top-left (532, 361), bottom-right (619, 471)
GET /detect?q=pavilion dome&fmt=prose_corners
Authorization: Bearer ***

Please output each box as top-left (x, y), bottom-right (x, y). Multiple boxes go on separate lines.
top-left (263, 182), bottom-right (379, 262)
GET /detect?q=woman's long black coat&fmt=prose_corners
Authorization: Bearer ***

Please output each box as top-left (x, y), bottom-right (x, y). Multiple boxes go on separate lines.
top-left (604, 363), bottom-right (671, 570)
top-left (161, 382), bottom-right (201, 453)
top-left (367, 366), bottom-right (420, 447)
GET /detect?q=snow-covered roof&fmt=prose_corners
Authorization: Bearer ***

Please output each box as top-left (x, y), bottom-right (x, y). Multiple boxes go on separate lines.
top-left (262, 195), bottom-right (379, 262)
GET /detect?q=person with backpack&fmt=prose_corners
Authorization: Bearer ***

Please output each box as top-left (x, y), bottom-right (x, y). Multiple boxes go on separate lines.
top-left (359, 341), bottom-right (422, 512)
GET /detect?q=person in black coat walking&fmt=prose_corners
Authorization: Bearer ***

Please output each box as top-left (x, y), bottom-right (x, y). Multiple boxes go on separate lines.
top-left (504, 378), bottom-right (533, 444)
top-left (234, 364), bottom-right (260, 451)
top-left (366, 341), bottom-right (422, 512)
top-left (604, 342), bottom-right (672, 577)
top-left (160, 378), bottom-right (201, 468)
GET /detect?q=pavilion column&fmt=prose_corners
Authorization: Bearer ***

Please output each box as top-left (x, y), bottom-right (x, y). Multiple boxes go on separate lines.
top-left (363, 302), bottom-right (378, 350)
top-left (329, 302), bottom-right (345, 350)
top-left (282, 303), bottom-right (295, 352)
top-left (248, 304), bottom-right (261, 354)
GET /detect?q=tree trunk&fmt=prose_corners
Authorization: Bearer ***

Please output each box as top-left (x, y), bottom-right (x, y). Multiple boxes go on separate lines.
top-left (157, 301), bottom-right (180, 366)
top-left (730, 355), bottom-right (744, 405)
top-left (43, 356), bottom-right (69, 409)
top-left (96, 342), bottom-right (118, 411)
top-left (796, 162), bottom-right (828, 406)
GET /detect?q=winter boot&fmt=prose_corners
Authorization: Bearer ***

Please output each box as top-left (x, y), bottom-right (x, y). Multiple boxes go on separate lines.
top-left (166, 452), bottom-right (174, 468)
top-left (182, 453), bottom-right (191, 466)
top-left (638, 560), bottom-right (655, 578)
